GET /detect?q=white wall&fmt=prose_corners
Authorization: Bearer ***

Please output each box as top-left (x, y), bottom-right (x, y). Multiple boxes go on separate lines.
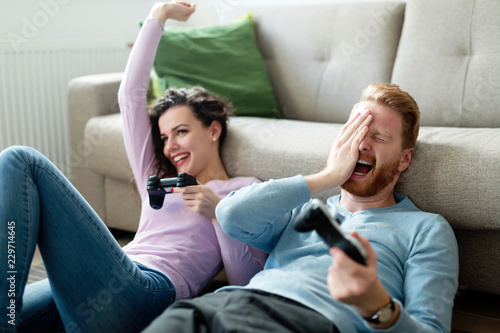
top-left (0, 0), bottom-right (401, 51)
top-left (0, 0), bottom-right (219, 51)
top-left (0, 0), bottom-right (219, 174)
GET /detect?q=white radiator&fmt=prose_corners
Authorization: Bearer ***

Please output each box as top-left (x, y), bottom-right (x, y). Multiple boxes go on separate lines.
top-left (0, 44), bottom-right (130, 176)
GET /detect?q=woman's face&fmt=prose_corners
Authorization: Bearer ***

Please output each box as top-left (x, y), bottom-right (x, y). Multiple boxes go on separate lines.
top-left (158, 105), bottom-right (221, 181)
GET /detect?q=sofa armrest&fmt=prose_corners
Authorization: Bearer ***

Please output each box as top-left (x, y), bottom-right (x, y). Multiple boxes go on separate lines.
top-left (67, 72), bottom-right (123, 224)
top-left (68, 72), bottom-right (123, 158)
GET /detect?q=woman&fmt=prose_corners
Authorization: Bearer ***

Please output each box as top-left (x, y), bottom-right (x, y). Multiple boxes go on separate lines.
top-left (0, 2), bottom-right (266, 332)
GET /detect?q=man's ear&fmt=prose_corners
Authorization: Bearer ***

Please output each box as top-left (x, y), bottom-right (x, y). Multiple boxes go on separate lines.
top-left (398, 147), bottom-right (414, 172)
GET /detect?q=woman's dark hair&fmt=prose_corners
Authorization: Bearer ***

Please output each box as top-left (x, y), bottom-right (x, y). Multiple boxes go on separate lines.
top-left (149, 86), bottom-right (233, 178)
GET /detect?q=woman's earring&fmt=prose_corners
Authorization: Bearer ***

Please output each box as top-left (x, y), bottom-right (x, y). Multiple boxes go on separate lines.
top-left (212, 137), bottom-right (217, 141)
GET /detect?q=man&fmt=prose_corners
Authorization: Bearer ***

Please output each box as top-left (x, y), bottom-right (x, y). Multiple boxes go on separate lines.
top-left (144, 83), bottom-right (459, 332)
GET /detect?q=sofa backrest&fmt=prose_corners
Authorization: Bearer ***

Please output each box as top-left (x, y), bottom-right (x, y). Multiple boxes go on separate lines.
top-left (392, 0), bottom-right (500, 127)
top-left (223, 2), bottom-right (406, 123)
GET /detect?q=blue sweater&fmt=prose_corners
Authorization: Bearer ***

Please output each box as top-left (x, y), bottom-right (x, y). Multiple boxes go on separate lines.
top-left (216, 176), bottom-right (459, 333)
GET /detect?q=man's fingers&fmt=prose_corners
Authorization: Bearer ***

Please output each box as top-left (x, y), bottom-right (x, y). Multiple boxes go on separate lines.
top-left (351, 231), bottom-right (377, 266)
top-left (350, 125), bottom-right (369, 151)
top-left (339, 112), bottom-right (360, 135)
top-left (345, 113), bottom-right (372, 149)
top-left (338, 110), bottom-right (371, 144)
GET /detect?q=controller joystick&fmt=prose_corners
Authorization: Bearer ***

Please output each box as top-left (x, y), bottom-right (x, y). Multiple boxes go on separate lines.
top-left (147, 173), bottom-right (197, 209)
top-left (294, 199), bottom-right (367, 265)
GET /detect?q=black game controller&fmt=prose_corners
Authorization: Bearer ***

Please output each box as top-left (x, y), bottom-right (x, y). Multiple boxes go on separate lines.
top-left (294, 199), bottom-right (368, 265)
top-left (147, 173), bottom-right (197, 209)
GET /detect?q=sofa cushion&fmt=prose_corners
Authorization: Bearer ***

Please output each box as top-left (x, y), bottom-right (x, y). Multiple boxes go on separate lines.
top-left (222, 116), bottom-right (343, 199)
top-left (153, 14), bottom-right (279, 118)
top-left (397, 126), bottom-right (500, 230)
top-left (221, 2), bottom-right (405, 123)
top-left (84, 113), bottom-right (132, 181)
top-left (104, 176), bottom-right (141, 231)
top-left (222, 117), bottom-right (500, 231)
top-left (392, 0), bottom-right (500, 127)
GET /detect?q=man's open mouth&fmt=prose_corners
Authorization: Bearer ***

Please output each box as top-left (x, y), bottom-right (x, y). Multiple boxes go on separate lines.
top-left (353, 158), bottom-right (373, 176)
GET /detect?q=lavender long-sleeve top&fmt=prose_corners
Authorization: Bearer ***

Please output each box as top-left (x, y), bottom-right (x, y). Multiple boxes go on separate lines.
top-left (118, 18), bottom-right (266, 300)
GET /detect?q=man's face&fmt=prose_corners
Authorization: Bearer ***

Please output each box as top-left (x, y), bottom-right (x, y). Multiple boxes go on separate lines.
top-left (341, 101), bottom-right (412, 197)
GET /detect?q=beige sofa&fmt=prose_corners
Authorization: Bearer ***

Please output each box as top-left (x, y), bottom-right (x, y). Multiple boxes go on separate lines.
top-left (68, 0), bottom-right (500, 301)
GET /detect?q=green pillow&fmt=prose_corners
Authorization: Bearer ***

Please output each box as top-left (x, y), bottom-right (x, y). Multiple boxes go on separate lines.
top-left (152, 14), bottom-right (280, 118)
top-left (147, 70), bottom-right (163, 105)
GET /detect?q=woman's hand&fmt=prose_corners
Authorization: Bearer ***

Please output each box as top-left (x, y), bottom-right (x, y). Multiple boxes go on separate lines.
top-left (149, 1), bottom-right (196, 25)
top-left (173, 185), bottom-right (220, 220)
top-left (327, 231), bottom-right (399, 327)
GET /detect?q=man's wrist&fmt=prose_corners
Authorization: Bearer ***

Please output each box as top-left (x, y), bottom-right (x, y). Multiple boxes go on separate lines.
top-left (353, 281), bottom-right (393, 318)
top-left (364, 300), bottom-right (400, 329)
top-left (304, 170), bottom-right (342, 196)
top-left (363, 299), bottom-right (396, 324)
top-left (355, 295), bottom-right (391, 318)
top-left (354, 282), bottom-right (399, 329)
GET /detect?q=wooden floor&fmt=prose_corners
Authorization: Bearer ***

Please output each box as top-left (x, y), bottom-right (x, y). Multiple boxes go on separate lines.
top-left (452, 289), bottom-right (500, 333)
top-left (30, 229), bottom-right (500, 333)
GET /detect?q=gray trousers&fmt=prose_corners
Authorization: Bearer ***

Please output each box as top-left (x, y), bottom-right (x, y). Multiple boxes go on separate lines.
top-left (143, 289), bottom-right (339, 333)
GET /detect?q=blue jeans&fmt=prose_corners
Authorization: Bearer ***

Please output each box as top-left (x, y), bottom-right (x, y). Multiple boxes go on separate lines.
top-left (0, 146), bottom-right (175, 333)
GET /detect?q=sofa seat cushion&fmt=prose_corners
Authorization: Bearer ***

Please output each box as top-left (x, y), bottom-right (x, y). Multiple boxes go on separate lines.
top-left (392, 0), bottom-right (500, 127)
top-left (84, 114), bottom-right (500, 231)
top-left (398, 127), bottom-right (500, 230)
top-left (223, 116), bottom-right (343, 199)
top-left (223, 117), bottom-right (500, 230)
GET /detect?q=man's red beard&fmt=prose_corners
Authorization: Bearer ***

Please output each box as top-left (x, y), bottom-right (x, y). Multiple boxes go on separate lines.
top-left (340, 156), bottom-right (401, 197)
